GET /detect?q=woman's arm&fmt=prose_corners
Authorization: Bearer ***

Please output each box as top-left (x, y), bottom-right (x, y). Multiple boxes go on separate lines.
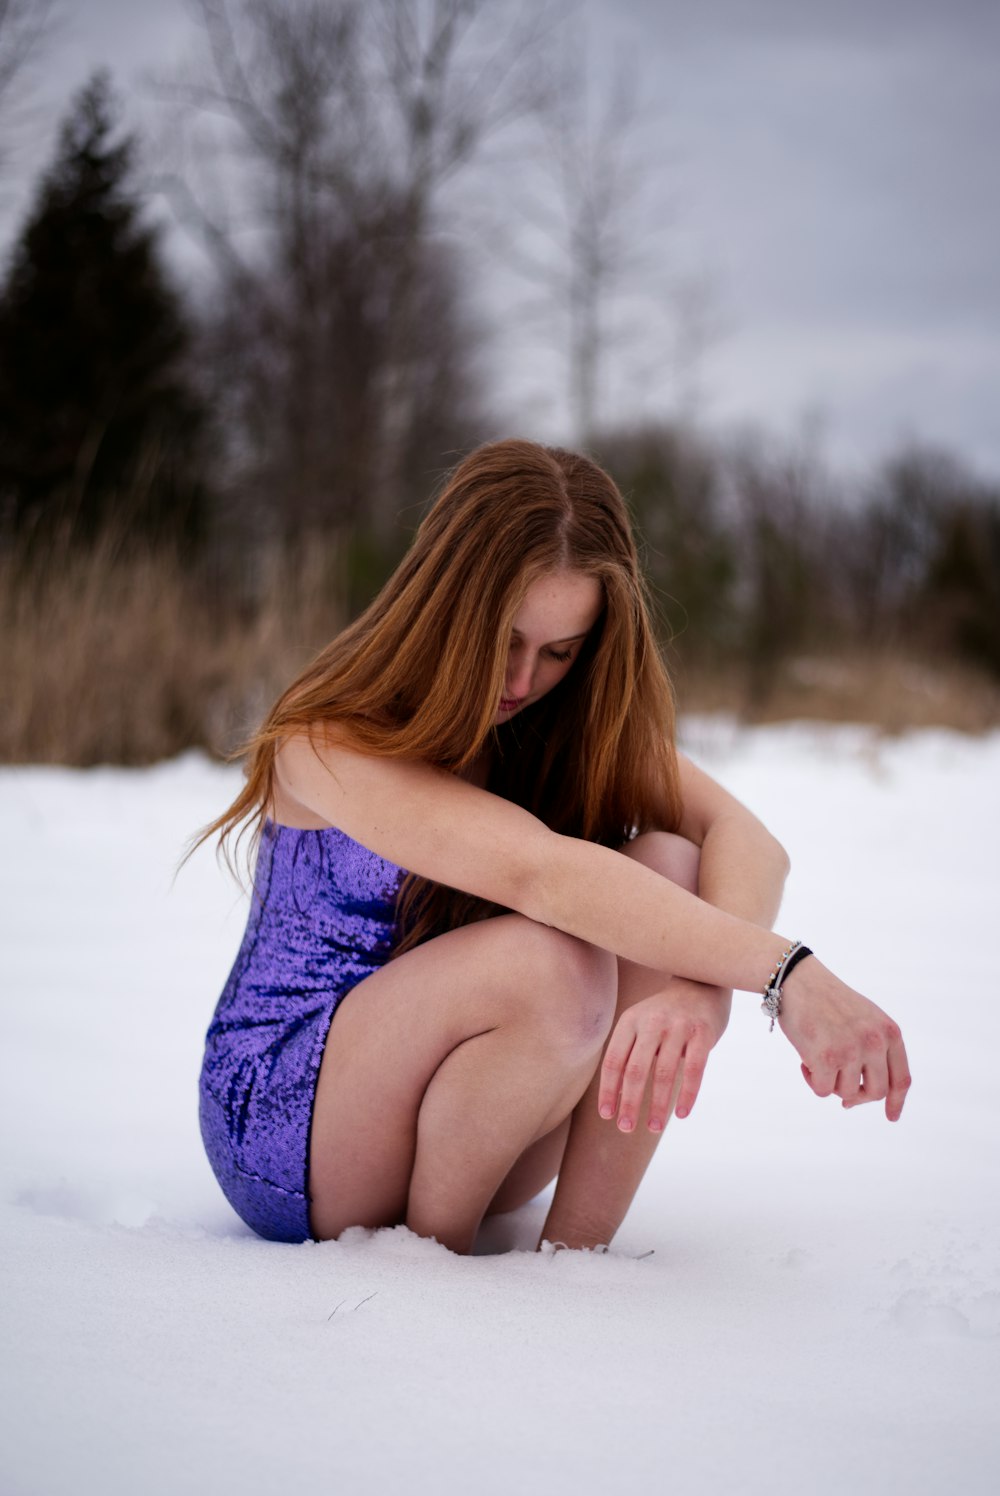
top-left (676, 751), bottom-right (790, 928)
top-left (596, 753), bottom-right (790, 1129)
top-left (680, 751), bottom-right (909, 1117)
top-left (277, 731), bottom-right (789, 991)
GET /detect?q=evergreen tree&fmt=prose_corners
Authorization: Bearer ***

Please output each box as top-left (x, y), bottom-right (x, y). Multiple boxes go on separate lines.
top-left (0, 69), bottom-right (206, 543)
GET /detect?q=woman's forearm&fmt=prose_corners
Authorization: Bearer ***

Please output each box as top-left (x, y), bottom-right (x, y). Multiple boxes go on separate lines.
top-left (524, 832), bottom-right (790, 998)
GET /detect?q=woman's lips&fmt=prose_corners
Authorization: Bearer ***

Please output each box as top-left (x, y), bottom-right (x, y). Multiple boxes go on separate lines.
top-left (498, 697), bottom-right (523, 712)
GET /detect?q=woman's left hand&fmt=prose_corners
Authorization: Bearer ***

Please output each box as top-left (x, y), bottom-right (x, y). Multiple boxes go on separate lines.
top-left (598, 980), bottom-right (732, 1133)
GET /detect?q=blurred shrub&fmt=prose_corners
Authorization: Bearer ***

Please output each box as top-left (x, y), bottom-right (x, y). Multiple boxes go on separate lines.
top-left (922, 498), bottom-right (1000, 675)
top-left (597, 424), bottom-right (1000, 722)
top-left (593, 425), bottom-right (737, 656)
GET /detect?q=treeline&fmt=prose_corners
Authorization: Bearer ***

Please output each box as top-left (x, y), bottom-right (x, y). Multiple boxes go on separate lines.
top-left (0, 2), bottom-right (998, 764)
top-left (596, 427), bottom-right (1000, 698)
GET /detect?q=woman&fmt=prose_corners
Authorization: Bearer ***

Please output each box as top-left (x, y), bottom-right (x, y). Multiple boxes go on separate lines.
top-left (197, 439), bottom-right (910, 1254)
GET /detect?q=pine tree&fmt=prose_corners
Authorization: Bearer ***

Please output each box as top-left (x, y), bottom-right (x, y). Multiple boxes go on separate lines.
top-left (0, 69), bottom-right (206, 543)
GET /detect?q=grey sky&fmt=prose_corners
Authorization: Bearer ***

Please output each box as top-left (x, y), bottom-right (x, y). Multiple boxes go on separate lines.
top-left (2, 0), bottom-right (998, 478)
top-left (610, 0), bottom-right (1000, 474)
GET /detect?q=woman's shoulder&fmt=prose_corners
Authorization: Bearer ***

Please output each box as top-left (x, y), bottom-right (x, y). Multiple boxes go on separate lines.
top-left (270, 724), bottom-right (364, 828)
top-left (268, 772), bottom-right (331, 830)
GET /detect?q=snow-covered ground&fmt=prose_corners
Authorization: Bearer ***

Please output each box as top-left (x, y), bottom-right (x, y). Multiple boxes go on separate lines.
top-left (2, 722), bottom-right (998, 1495)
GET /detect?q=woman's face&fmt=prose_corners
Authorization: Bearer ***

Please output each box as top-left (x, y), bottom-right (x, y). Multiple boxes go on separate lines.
top-left (497, 570), bottom-right (604, 721)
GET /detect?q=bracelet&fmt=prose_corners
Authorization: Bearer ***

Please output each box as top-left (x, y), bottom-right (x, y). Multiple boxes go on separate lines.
top-left (761, 941), bottom-right (813, 1031)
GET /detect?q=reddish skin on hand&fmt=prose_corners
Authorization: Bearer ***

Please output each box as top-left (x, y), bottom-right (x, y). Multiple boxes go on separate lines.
top-left (597, 980), bottom-right (732, 1133)
top-left (597, 961), bottom-right (911, 1129)
top-left (777, 958), bottom-right (911, 1121)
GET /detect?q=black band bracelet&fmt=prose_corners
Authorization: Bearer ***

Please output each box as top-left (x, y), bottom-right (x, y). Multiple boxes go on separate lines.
top-left (779, 944), bottom-right (813, 986)
top-left (761, 942), bottom-right (814, 1031)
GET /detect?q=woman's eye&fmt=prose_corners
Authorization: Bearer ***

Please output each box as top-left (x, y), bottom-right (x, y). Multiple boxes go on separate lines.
top-left (547, 648), bottom-right (573, 663)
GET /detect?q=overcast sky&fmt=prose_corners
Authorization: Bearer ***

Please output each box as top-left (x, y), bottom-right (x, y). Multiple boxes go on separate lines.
top-left (2, 0), bottom-right (998, 479)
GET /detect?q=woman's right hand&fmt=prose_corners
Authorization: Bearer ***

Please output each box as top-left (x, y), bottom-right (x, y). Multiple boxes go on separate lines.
top-left (776, 959), bottom-right (911, 1120)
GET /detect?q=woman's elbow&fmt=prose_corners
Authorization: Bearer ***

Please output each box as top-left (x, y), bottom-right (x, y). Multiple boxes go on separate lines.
top-left (717, 809), bottom-right (790, 882)
top-left (770, 832), bottom-right (791, 882)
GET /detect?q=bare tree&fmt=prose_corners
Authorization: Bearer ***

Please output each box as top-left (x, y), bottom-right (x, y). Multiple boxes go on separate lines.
top-left (154, 0), bottom-right (558, 544)
top-left (0, 0), bottom-right (49, 99)
top-left (542, 56), bottom-right (641, 439)
top-left (481, 28), bottom-right (717, 443)
top-left (557, 57), bottom-right (668, 439)
top-left (0, 0), bottom-right (56, 168)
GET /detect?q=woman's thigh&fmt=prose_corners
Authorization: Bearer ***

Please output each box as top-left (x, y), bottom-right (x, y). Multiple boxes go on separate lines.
top-left (308, 912), bottom-right (613, 1239)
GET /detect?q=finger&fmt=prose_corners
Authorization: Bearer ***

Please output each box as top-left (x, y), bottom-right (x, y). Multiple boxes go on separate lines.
top-left (835, 1067), bottom-right (864, 1105)
top-left (801, 1059), bottom-right (837, 1098)
top-left (674, 1037), bottom-right (709, 1120)
top-left (857, 1052), bottom-right (889, 1106)
top-left (646, 1042), bottom-right (685, 1132)
top-left (885, 1031), bottom-right (912, 1121)
top-left (616, 1036), bottom-right (661, 1133)
top-left (598, 1028), bottom-right (635, 1120)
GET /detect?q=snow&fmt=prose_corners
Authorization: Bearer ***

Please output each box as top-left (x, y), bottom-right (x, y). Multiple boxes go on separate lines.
top-left (2, 723), bottom-right (999, 1495)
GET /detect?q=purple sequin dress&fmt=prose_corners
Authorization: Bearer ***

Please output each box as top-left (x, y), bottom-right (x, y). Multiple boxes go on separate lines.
top-left (199, 821), bottom-right (405, 1242)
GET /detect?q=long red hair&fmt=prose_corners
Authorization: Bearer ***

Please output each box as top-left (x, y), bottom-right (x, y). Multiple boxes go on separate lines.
top-left (199, 439), bottom-right (682, 952)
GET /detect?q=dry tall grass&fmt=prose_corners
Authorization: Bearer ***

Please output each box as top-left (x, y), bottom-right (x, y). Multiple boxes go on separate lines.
top-left (2, 537), bottom-right (998, 767)
top-left (675, 651), bottom-right (1000, 735)
top-left (0, 533), bottom-right (346, 765)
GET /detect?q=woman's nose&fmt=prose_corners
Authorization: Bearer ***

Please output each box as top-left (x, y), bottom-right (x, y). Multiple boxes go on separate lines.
top-left (505, 650), bottom-right (535, 699)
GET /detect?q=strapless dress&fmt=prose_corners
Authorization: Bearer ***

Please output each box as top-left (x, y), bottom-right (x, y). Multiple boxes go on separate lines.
top-left (199, 820), bottom-right (405, 1242)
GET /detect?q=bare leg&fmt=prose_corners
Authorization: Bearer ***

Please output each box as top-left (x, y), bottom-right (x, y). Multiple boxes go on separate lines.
top-left (483, 1118), bottom-right (571, 1218)
top-left (406, 1007), bottom-right (603, 1253)
top-left (538, 832), bottom-right (730, 1250)
top-left (309, 913), bottom-right (616, 1252)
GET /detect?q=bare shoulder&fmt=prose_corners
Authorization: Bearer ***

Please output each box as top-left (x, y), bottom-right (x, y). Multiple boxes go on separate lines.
top-left (275, 723), bottom-right (461, 820)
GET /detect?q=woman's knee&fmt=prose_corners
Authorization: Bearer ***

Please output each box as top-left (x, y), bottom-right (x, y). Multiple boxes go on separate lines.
top-left (493, 915), bottom-right (617, 1056)
top-left (622, 830), bottom-right (700, 893)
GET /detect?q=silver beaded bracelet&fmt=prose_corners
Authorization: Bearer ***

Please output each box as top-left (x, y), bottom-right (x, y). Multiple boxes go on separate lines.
top-left (761, 940), bottom-right (813, 1031)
